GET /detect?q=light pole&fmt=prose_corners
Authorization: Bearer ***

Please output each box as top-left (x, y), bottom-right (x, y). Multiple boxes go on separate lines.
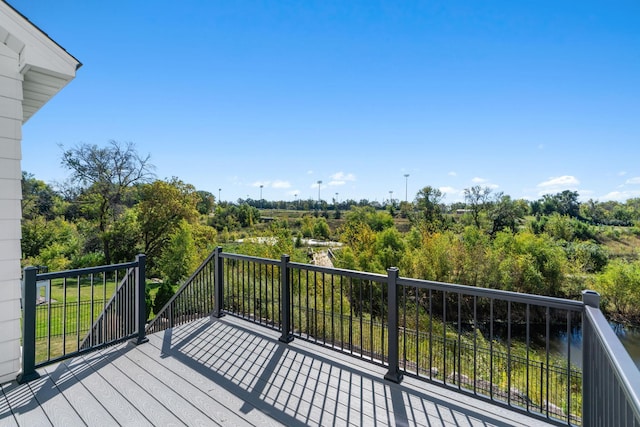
top-left (218, 188), bottom-right (221, 202)
top-left (317, 180), bottom-right (322, 208)
top-left (389, 190), bottom-right (393, 206)
top-left (259, 184), bottom-right (263, 208)
top-left (404, 174), bottom-right (410, 202)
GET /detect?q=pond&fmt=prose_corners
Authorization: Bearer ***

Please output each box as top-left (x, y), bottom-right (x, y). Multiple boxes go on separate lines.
top-left (550, 323), bottom-right (640, 370)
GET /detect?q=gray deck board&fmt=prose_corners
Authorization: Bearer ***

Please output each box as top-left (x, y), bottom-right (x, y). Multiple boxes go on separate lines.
top-left (1, 315), bottom-right (557, 427)
top-left (41, 361), bottom-right (116, 427)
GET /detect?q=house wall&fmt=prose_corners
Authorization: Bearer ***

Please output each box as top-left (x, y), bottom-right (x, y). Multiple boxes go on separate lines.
top-left (0, 41), bottom-right (23, 384)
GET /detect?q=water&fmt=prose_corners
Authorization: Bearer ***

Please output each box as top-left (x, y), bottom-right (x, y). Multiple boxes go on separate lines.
top-left (550, 323), bottom-right (640, 370)
top-left (616, 324), bottom-right (640, 369)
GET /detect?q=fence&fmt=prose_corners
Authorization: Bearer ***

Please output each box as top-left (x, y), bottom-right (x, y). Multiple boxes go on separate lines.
top-left (150, 247), bottom-right (603, 424)
top-left (19, 255), bottom-right (147, 384)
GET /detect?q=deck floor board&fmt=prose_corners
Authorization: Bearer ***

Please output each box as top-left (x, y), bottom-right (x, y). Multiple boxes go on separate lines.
top-left (2, 315), bottom-right (556, 426)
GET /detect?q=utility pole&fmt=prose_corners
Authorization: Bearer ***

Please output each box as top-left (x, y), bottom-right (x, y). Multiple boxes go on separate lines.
top-left (404, 174), bottom-right (410, 202)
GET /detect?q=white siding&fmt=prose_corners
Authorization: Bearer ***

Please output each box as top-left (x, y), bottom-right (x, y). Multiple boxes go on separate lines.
top-left (0, 41), bottom-right (23, 384)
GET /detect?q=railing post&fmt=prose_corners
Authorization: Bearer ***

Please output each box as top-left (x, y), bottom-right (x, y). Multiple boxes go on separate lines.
top-left (134, 254), bottom-right (149, 345)
top-left (582, 289), bottom-right (600, 427)
top-left (279, 254), bottom-right (294, 343)
top-left (17, 266), bottom-right (40, 384)
top-left (212, 246), bottom-right (225, 318)
top-left (384, 267), bottom-right (403, 383)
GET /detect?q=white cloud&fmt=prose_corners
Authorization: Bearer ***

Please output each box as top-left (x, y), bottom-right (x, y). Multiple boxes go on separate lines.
top-left (328, 172), bottom-right (356, 187)
top-left (272, 180), bottom-right (291, 189)
top-left (625, 177), bottom-right (640, 184)
top-left (448, 171), bottom-right (457, 177)
top-left (439, 186), bottom-right (464, 202)
top-left (537, 175), bottom-right (580, 188)
top-left (536, 175), bottom-right (580, 196)
top-left (330, 172), bottom-right (356, 181)
top-left (618, 171), bottom-right (628, 176)
top-left (469, 177), bottom-right (498, 190)
top-left (601, 190), bottom-right (640, 201)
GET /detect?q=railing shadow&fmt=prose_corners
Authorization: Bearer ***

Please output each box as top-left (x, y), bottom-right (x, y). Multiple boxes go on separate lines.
top-left (157, 315), bottom-right (530, 427)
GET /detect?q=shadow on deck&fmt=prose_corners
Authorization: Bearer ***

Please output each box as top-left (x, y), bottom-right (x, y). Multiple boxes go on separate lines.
top-left (2, 315), bottom-right (553, 426)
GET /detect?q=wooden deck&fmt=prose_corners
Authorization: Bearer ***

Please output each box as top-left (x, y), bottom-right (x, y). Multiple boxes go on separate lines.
top-left (1, 316), bottom-right (555, 426)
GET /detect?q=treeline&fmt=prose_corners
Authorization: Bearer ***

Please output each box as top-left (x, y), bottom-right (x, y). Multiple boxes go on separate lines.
top-left (21, 141), bottom-right (640, 323)
top-left (329, 186), bottom-right (640, 323)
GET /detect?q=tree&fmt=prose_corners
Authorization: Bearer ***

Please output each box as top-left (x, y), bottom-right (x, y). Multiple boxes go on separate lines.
top-left (159, 220), bottom-right (198, 286)
top-left (464, 186), bottom-right (492, 229)
top-left (60, 140), bottom-right (154, 264)
top-left (196, 190), bottom-right (215, 215)
top-left (136, 178), bottom-right (200, 271)
top-left (489, 193), bottom-right (526, 235)
top-left (21, 172), bottom-right (61, 220)
top-left (415, 186), bottom-right (444, 228)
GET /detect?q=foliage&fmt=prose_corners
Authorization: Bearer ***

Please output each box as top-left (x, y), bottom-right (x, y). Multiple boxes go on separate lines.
top-left (59, 140), bottom-right (154, 263)
top-left (153, 282), bottom-right (175, 315)
top-left (159, 220), bottom-right (199, 286)
top-left (464, 185), bottom-right (492, 229)
top-left (209, 203), bottom-right (260, 230)
top-left (414, 186), bottom-right (445, 230)
top-left (592, 260), bottom-right (640, 321)
top-left (136, 178), bottom-right (200, 271)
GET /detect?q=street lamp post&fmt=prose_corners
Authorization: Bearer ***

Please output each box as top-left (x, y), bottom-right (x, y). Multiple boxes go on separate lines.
top-left (404, 174), bottom-right (410, 202)
top-left (317, 180), bottom-right (322, 208)
top-left (389, 190), bottom-right (393, 206)
top-left (260, 184), bottom-right (263, 208)
top-left (218, 188), bottom-right (221, 203)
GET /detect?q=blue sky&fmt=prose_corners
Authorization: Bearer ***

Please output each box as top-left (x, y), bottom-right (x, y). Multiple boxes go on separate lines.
top-left (14, 0), bottom-right (640, 204)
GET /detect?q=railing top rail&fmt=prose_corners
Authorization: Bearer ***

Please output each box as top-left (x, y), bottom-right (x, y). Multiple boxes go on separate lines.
top-left (32, 260), bottom-right (139, 281)
top-left (289, 261), bottom-right (388, 282)
top-left (220, 252), bottom-right (280, 266)
top-left (585, 305), bottom-right (640, 418)
top-left (398, 276), bottom-right (585, 311)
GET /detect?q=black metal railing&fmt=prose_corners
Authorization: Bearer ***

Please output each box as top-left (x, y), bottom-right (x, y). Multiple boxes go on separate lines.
top-left (146, 250), bottom-right (217, 334)
top-left (150, 248), bottom-right (577, 423)
top-left (19, 255), bottom-right (147, 384)
top-left (147, 246), bottom-right (640, 426)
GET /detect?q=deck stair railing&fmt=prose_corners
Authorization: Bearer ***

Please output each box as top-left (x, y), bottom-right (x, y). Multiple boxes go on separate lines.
top-left (19, 255), bottom-right (147, 384)
top-left (146, 250), bottom-right (218, 334)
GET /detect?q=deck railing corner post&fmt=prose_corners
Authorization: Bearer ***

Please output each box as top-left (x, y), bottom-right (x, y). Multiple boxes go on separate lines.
top-left (212, 246), bottom-right (225, 318)
top-left (17, 266), bottom-right (41, 384)
top-left (279, 254), bottom-right (294, 343)
top-left (384, 266), bottom-right (403, 383)
top-left (134, 254), bottom-right (149, 345)
top-left (581, 289), bottom-right (600, 427)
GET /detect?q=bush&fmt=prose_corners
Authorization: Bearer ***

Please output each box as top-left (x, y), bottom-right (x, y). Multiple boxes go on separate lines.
top-left (153, 282), bottom-right (175, 315)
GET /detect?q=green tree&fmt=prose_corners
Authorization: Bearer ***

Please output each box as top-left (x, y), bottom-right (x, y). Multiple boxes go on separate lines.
top-left (414, 186), bottom-right (444, 229)
top-left (159, 220), bottom-right (199, 286)
top-left (593, 260), bottom-right (640, 319)
top-left (21, 172), bottom-right (61, 220)
top-left (464, 186), bottom-right (492, 229)
top-left (196, 190), bottom-right (215, 215)
top-left (489, 193), bottom-right (527, 235)
top-left (313, 217), bottom-right (330, 239)
top-left (60, 140), bottom-right (154, 264)
top-left (136, 178), bottom-right (200, 271)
